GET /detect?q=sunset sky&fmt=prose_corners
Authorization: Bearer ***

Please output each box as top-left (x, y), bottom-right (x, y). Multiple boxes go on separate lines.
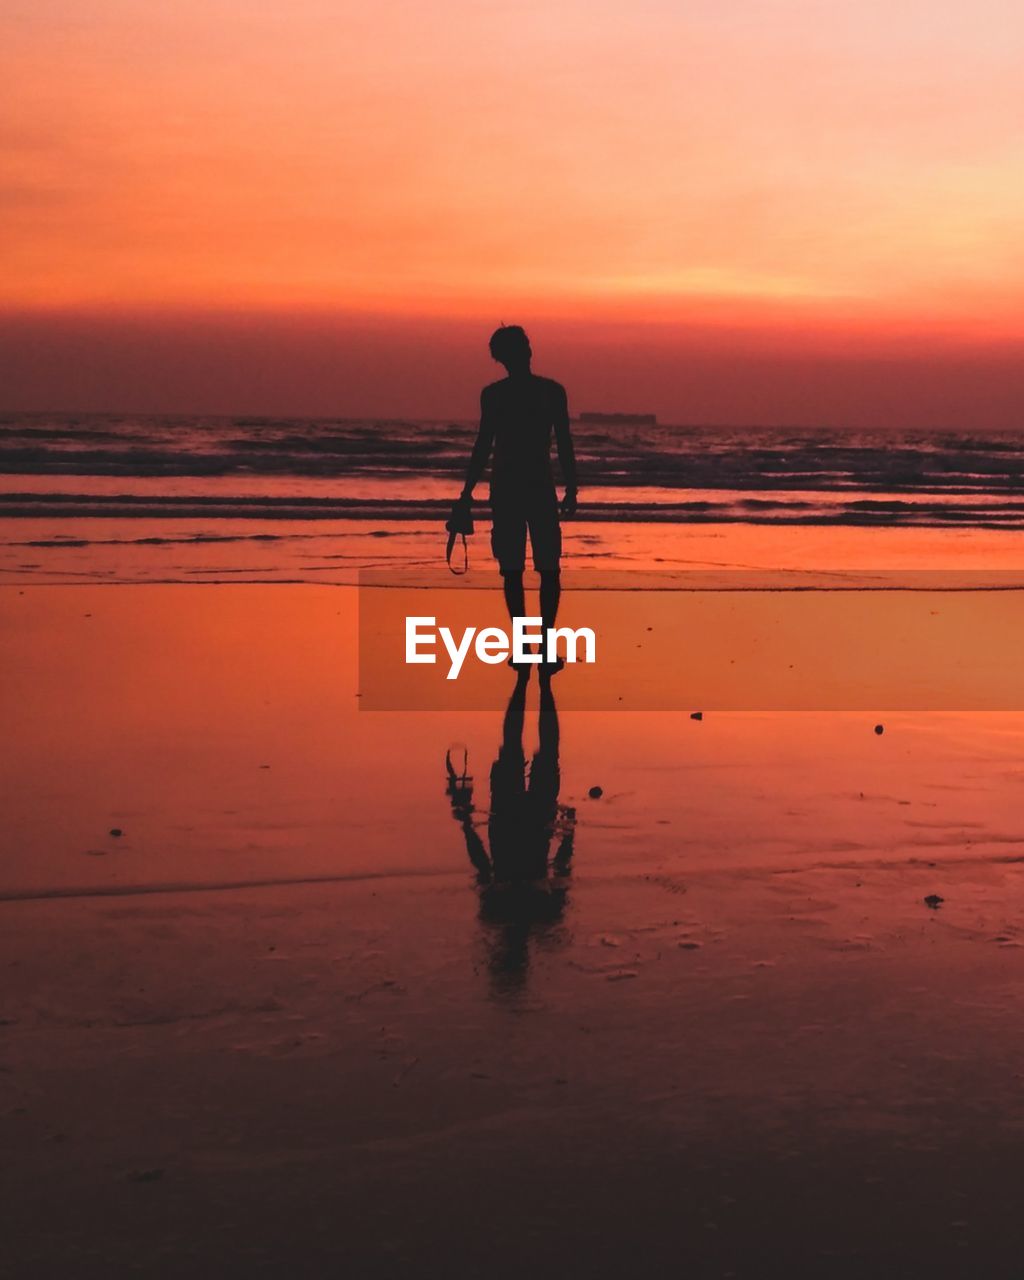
top-left (3, 0), bottom-right (1024, 422)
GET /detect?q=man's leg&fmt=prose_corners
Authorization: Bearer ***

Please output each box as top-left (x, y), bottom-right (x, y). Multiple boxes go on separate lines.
top-left (492, 501), bottom-right (526, 632)
top-left (530, 495), bottom-right (562, 645)
top-left (502, 570), bottom-right (525, 623)
top-left (539, 569), bottom-right (560, 632)
top-left (539, 570), bottom-right (564, 675)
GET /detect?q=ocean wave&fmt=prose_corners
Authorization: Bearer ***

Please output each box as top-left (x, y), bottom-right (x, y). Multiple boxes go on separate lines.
top-left (4, 490), bottom-right (1024, 529)
top-left (3, 413), bottom-right (1024, 530)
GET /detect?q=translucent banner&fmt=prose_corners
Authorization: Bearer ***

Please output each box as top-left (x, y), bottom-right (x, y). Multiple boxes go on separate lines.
top-left (358, 569), bottom-right (1024, 711)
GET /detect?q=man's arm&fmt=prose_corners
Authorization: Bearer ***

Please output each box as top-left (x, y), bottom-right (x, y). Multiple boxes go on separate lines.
top-left (457, 388), bottom-right (496, 502)
top-left (553, 383), bottom-right (578, 516)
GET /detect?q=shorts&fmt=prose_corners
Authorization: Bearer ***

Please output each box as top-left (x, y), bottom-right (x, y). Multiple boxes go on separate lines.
top-left (489, 490), bottom-right (562, 573)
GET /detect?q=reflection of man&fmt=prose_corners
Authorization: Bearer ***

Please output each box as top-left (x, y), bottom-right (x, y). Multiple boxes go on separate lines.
top-left (451, 326), bottom-right (578, 672)
top-left (445, 675), bottom-right (576, 991)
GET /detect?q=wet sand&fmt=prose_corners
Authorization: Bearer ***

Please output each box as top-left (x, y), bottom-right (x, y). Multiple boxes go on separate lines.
top-left (5, 584), bottom-right (1024, 1275)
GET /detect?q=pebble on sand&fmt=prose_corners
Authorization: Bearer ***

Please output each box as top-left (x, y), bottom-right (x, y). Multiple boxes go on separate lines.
top-left (924, 894), bottom-right (944, 909)
top-left (109, 828), bottom-right (123, 837)
top-left (588, 786), bottom-right (603, 799)
top-left (874, 724), bottom-right (884, 735)
top-left (690, 711), bottom-right (703, 722)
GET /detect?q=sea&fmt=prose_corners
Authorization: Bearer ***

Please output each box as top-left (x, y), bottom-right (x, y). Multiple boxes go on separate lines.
top-left (2, 413), bottom-right (1023, 583)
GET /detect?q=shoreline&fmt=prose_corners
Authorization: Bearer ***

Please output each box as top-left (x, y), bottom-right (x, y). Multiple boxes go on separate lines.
top-left (5, 516), bottom-right (1024, 588)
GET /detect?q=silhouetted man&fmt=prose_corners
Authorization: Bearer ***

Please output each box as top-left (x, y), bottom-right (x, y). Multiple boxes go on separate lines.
top-left (452, 325), bottom-right (578, 670)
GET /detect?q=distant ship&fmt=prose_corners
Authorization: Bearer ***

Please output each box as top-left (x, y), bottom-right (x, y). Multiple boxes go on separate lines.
top-left (577, 411), bottom-right (657, 426)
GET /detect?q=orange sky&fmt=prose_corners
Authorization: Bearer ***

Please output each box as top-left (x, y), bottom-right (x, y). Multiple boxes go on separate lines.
top-left (3, 1), bottom-right (1024, 418)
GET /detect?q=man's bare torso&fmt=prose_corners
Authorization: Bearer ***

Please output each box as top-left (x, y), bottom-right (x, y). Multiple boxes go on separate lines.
top-left (482, 374), bottom-right (569, 497)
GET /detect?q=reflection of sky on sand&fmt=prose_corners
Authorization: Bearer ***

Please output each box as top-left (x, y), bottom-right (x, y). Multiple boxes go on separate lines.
top-left (7, 584), bottom-right (1024, 1272)
top-left (4, 584), bottom-right (1024, 901)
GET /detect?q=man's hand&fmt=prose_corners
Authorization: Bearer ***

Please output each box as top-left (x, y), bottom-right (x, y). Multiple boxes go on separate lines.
top-left (560, 488), bottom-right (578, 518)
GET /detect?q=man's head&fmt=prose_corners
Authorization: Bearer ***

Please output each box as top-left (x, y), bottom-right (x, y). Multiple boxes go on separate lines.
top-left (489, 324), bottom-right (531, 373)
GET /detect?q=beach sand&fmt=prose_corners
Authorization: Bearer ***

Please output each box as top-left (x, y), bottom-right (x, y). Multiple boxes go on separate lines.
top-left (5, 581), bottom-right (1024, 1275)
